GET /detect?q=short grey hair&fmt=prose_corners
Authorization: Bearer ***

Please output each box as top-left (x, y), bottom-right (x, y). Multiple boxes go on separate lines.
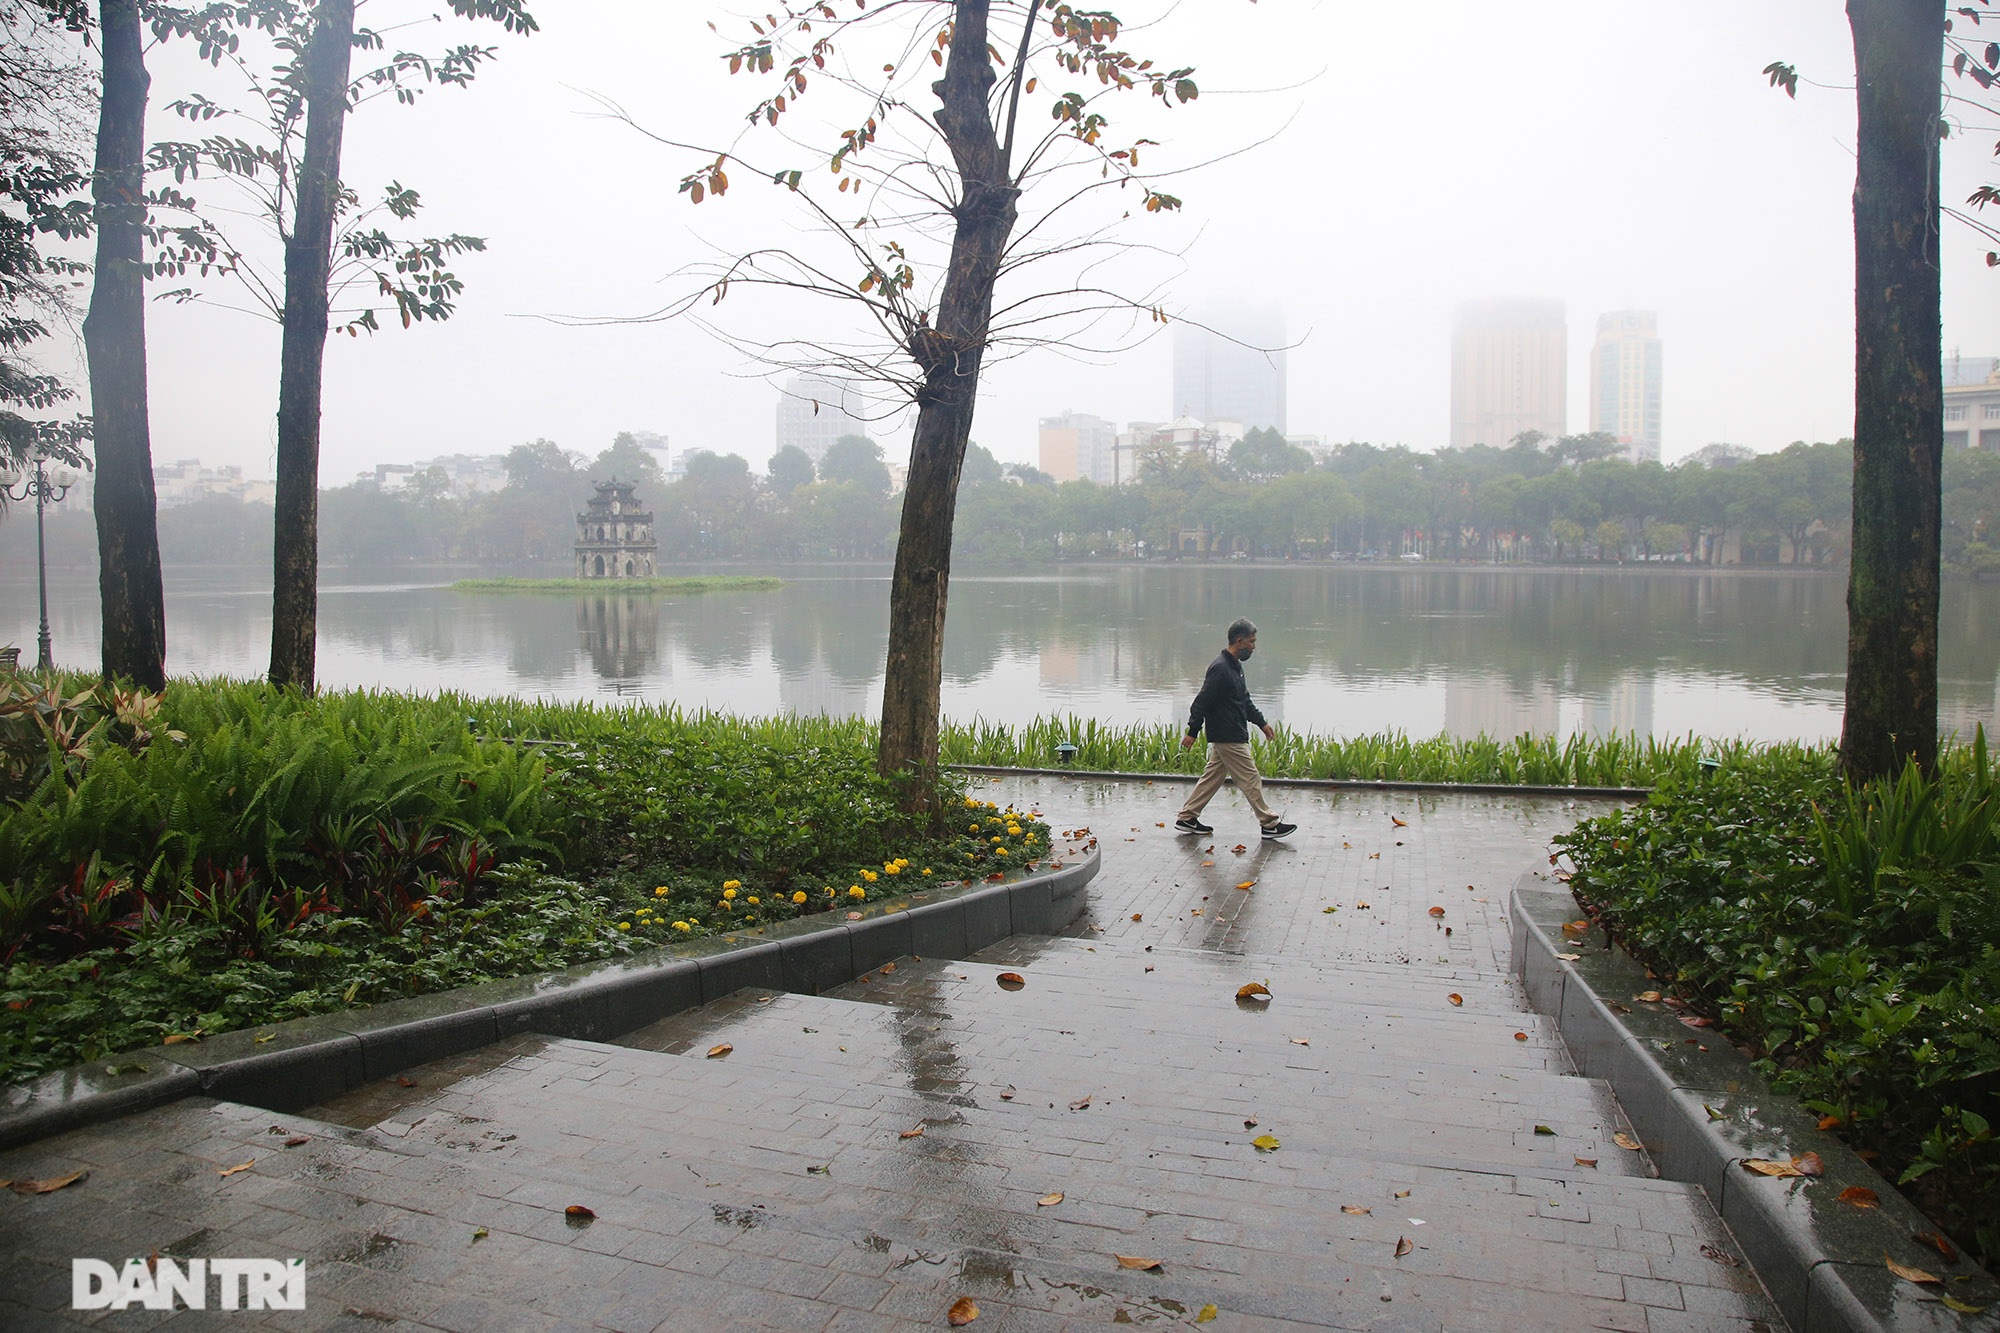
top-left (1226, 617), bottom-right (1258, 644)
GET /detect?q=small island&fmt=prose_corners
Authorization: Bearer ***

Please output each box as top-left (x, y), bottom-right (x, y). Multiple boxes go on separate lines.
top-left (452, 575), bottom-right (784, 593)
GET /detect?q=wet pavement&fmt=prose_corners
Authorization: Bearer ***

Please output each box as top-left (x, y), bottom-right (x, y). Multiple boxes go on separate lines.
top-left (0, 776), bottom-right (1782, 1330)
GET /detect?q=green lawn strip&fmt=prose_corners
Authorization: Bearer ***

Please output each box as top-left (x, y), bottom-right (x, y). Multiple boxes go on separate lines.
top-left (1554, 736), bottom-right (2000, 1266)
top-left (450, 576), bottom-right (784, 593)
top-left (0, 678), bottom-right (1043, 1083)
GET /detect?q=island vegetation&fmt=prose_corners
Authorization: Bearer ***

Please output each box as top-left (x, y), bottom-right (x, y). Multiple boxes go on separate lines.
top-left (451, 575), bottom-right (783, 594)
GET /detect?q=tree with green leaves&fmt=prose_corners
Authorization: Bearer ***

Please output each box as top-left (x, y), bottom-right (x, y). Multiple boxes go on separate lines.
top-left (819, 433), bottom-right (891, 496)
top-left (767, 443), bottom-right (816, 498)
top-left (591, 432), bottom-right (665, 491)
top-left (139, 0), bottom-right (535, 689)
top-left (655, 1), bottom-right (1222, 808)
top-left (1, 0), bottom-right (93, 476)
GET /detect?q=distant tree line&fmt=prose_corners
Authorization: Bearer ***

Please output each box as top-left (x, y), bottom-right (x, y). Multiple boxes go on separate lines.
top-left (11, 428), bottom-right (1999, 576)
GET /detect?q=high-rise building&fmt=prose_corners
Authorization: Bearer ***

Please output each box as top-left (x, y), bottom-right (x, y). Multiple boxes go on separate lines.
top-left (1038, 411), bottom-right (1118, 484)
top-left (1589, 311), bottom-right (1663, 463)
top-left (775, 375), bottom-right (867, 465)
top-left (1171, 310), bottom-right (1286, 433)
top-left (1450, 298), bottom-right (1566, 450)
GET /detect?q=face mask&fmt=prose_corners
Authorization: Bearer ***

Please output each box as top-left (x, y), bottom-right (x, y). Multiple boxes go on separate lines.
top-left (1236, 645), bottom-right (1254, 660)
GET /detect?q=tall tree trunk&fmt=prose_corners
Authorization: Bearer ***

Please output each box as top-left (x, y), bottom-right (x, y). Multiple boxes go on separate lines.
top-left (83, 0), bottom-right (165, 690)
top-left (877, 0), bottom-right (1017, 807)
top-left (268, 0), bottom-right (354, 690)
top-left (1840, 0), bottom-right (1943, 781)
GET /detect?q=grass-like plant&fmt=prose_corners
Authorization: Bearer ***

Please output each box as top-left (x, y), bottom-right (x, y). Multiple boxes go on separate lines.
top-left (1555, 733), bottom-right (2000, 1264)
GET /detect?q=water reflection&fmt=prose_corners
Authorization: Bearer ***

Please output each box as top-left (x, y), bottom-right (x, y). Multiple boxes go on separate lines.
top-left (5, 565), bottom-right (1997, 745)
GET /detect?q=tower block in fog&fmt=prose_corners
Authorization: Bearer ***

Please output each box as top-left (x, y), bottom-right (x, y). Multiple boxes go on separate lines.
top-left (1590, 311), bottom-right (1663, 463)
top-left (1451, 298), bottom-right (1566, 449)
top-left (575, 480), bottom-right (658, 579)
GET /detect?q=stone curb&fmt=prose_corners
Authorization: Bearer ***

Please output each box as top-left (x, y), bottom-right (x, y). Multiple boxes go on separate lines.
top-left (1510, 872), bottom-right (2000, 1333)
top-left (951, 763), bottom-right (1649, 800)
top-left (0, 846), bottom-right (1100, 1152)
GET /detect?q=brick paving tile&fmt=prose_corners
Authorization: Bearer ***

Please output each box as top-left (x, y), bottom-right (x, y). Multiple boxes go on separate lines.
top-left (1, 779), bottom-right (1784, 1330)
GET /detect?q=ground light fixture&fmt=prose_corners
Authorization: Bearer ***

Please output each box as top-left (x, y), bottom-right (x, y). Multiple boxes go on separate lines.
top-left (1055, 742), bottom-right (1079, 764)
top-left (0, 448), bottom-right (79, 672)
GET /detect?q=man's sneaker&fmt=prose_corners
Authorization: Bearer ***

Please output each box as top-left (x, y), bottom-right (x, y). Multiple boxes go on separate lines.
top-left (1261, 821), bottom-right (1297, 841)
top-left (1174, 816), bottom-right (1213, 835)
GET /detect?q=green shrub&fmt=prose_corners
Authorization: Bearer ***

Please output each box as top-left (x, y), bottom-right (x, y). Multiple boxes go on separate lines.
top-left (1555, 737), bottom-right (2000, 1263)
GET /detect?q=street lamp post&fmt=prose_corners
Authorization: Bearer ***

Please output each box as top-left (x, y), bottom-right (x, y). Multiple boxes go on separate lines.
top-left (2, 450), bottom-right (77, 672)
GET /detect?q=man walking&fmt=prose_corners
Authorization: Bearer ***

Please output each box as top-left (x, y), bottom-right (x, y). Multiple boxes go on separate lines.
top-left (1176, 618), bottom-right (1296, 840)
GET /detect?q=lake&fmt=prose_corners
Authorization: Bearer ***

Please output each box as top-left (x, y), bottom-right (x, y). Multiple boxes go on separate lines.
top-left (5, 564), bottom-right (1997, 744)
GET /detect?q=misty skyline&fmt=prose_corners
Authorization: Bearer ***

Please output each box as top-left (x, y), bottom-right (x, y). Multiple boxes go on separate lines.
top-left (26, 2), bottom-right (2000, 484)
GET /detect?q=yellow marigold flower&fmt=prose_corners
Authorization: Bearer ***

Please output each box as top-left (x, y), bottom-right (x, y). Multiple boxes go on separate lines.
top-left (884, 864), bottom-right (901, 875)
top-left (994, 847), bottom-right (1008, 856)
top-left (991, 836), bottom-right (1004, 844)
top-left (921, 868), bottom-right (932, 876)
top-left (747, 896), bottom-right (759, 905)
top-left (672, 920), bottom-right (691, 931)
top-left (723, 887), bottom-right (737, 900)
top-left (849, 886), bottom-right (866, 899)
top-left (722, 880), bottom-right (742, 891)
top-left (861, 869), bottom-right (878, 883)
top-left (654, 887), bottom-right (669, 897)
top-left (964, 797), bottom-right (978, 807)
top-left (617, 921), bottom-right (631, 931)
top-left (970, 823), bottom-right (980, 833)
top-left (896, 858), bottom-right (910, 867)
top-left (792, 891), bottom-right (808, 904)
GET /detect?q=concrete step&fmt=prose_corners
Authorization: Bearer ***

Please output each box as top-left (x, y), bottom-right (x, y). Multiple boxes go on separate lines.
top-left (298, 1031), bottom-right (1727, 1332)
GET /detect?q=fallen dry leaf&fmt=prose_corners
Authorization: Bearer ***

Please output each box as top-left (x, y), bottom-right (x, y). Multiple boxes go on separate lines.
top-left (1131, 913), bottom-right (1143, 922)
top-left (1795, 1152), bottom-right (1826, 1177)
top-left (947, 1295), bottom-right (980, 1326)
top-left (1885, 1253), bottom-right (1942, 1285)
top-left (846, 910), bottom-right (864, 919)
top-left (1394, 1236), bottom-right (1413, 1258)
top-left (217, 1160), bottom-right (254, 1177)
top-left (1200, 860), bottom-right (1215, 867)
top-left (9, 1170), bottom-right (87, 1195)
top-left (1839, 1186), bottom-right (1881, 1208)
top-left (162, 1032), bottom-right (201, 1045)
top-left (1635, 990), bottom-right (1662, 1003)
top-left (1818, 1113), bottom-right (1844, 1130)
top-left (1251, 1134), bottom-right (1280, 1152)
top-left (1231, 844), bottom-right (1247, 853)
top-left (1244, 1116), bottom-right (1259, 1128)
top-left (998, 1086), bottom-right (1015, 1100)
top-left (283, 1136), bottom-right (309, 1148)
top-left (1356, 901), bottom-right (1371, 909)
top-left (1235, 880), bottom-right (1256, 890)
top-left (1913, 1230), bottom-right (1959, 1264)
top-left (1427, 906), bottom-right (1445, 918)
top-left (1742, 1158), bottom-right (1804, 1178)
top-left (564, 1205), bottom-right (595, 1220)
top-left (1943, 1296), bottom-right (1990, 1315)
top-left (1446, 993), bottom-right (1463, 1007)
top-left (1514, 1032), bottom-right (1529, 1042)
top-left (1115, 1255), bottom-right (1163, 1270)
top-left (1190, 908), bottom-right (1203, 916)
top-left (706, 1043), bottom-right (733, 1059)
top-left (1555, 952), bottom-right (1581, 962)
top-left (1196, 1306), bottom-right (1218, 1324)
top-left (1236, 982), bottom-right (1272, 1001)
top-left (1679, 1015), bottom-right (1714, 1029)
top-left (472, 1227), bottom-right (488, 1241)
top-left (1394, 1190), bottom-right (1411, 1199)
top-left (1533, 1125), bottom-right (1556, 1136)
top-left (1341, 1205), bottom-right (1371, 1215)
top-left (1699, 1243), bottom-right (1741, 1267)
top-left (1038, 1192), bottom-right (1064, 1207)
top-left (880, 963), bottom-right (896, 973)
top-left (1289, 1037), bottom-right (1310, 1047)
top-left (996, 972), bottom-right (1026, 990)
top-left (395, 1075), bottom-right (419, 1088)
top-left (899, 1125), bottom-right (926, 1139)
top-left (1574, 1157), bottom-right (1598, 1169)
top-left (1614, 1133), bottom-right (1642, 1151)
top-left (1391, 815), bottom-right (1408, 827)
top-left (1069, 1094), bottom-right (1093, 1111)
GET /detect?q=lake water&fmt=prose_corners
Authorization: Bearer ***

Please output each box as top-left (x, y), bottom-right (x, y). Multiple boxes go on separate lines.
top-left (5, 564), bottom-right (1998, 744)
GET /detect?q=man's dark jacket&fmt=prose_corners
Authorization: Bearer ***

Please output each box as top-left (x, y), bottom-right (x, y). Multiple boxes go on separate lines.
top-left (1185, 649), bottom-right (1266, 744)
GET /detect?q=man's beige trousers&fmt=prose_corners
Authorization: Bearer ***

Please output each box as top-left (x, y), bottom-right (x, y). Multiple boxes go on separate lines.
top-left (1177, 741), bottom-right (1278, 827)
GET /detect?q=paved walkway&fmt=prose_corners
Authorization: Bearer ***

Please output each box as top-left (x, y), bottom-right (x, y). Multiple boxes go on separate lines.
top-left (0, 777), bottom-right (1782, 1331)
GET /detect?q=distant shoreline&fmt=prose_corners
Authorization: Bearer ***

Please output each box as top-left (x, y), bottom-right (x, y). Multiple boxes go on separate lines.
top-left (450, 576), bottom-right (785, 593)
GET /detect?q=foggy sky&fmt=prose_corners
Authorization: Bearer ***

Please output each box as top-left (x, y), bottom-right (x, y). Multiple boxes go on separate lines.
top-left (42, 1), bottom-right (2000, 483)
